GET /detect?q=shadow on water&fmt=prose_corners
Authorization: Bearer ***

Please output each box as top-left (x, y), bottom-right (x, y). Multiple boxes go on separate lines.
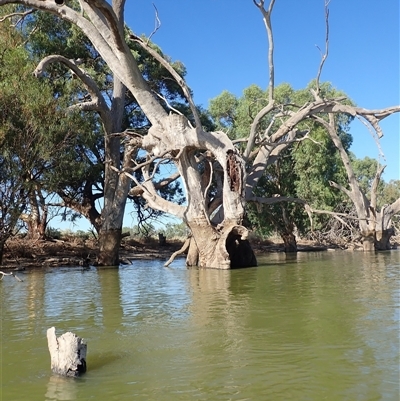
top-left (88, 351), bottom-right (130, 372)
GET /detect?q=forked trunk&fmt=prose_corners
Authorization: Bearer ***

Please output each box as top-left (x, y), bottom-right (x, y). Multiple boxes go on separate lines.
top-left (374, 206), bottom-right (397, 250)
top-left (97, 228), bottom-right (122, 266)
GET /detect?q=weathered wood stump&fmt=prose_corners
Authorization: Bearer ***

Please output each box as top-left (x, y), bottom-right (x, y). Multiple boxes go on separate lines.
top-left (47, 327), bottom-right (87, 377)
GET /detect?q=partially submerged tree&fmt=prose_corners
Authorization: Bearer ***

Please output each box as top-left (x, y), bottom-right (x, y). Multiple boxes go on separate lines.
top-left (209, 81), bottom-right (352, 252)
top-left (317, 115), bottom-right (400, 250)
top-left (0, 0), bottom-right (398, 267)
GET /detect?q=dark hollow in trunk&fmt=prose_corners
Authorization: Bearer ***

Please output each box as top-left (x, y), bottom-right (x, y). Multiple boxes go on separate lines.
top-left (226, 233), bottom-right (257, 268)
top-left (375, 228), bottom-right (394, 250)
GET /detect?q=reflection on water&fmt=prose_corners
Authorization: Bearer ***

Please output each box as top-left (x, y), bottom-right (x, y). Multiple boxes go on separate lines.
top-left (45, 375), bottom-right (78, 401)
top-left (1, 251), bottom-right (399, 400)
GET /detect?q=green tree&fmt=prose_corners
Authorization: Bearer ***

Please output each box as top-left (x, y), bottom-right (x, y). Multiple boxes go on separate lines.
top-left (8, 6), bottom-right (188, 264)
top-left (0, 16), bottom-right (94, 242)
top-left (209, 82), bottom-right (352, 251)
top-left (0, 0), bottom-right (398, 267)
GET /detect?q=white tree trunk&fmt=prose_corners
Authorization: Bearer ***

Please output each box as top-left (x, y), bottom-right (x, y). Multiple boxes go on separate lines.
top-left (47, 327), bottom-right (87, 377)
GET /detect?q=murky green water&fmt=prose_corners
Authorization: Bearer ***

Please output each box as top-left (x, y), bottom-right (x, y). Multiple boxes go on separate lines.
top-left (1, 250), bottom-right (399, 401)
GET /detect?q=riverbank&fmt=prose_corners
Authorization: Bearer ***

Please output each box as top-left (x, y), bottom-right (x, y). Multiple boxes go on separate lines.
top-left (1, 236), bottom-right (182, 270)
top-left (1, 234), bottom-right (397, 270)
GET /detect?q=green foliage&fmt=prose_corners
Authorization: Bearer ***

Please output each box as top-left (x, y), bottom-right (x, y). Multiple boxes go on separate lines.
top-left (0, 15), bottom-right (101, 236)
top-left (381, 180), bottom-right (400, 206)
top-left (209, 81), bottom-right (355, 237)
top-left (351, 156), bottom-right (381, 195)
top-left (131, 223), bottom-right (157, 240)
top-left (4, 7), bottom-right (191, 233)
top-left (161, 221), bottom-right (189, 239)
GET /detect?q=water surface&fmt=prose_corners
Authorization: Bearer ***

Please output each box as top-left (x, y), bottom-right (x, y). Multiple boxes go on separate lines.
top-left (1, 250), bottom-right (399, 400)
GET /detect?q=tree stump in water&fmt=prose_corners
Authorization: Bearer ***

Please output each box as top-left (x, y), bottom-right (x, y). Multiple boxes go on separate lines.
top-left (47, 327), bottom-right (87, 377)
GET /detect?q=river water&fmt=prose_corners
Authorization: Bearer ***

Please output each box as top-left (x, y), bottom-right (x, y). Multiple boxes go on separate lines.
top-left (1, 250), bottom-right (399, 401)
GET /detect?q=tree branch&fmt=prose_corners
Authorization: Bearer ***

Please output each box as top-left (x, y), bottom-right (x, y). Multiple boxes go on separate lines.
top-left (34, 54), bottom-right (110, 115)
top-left (128, 33), bottom-right (202, 129)
top-left (253, 0), bottom-right (275, 101)
top-left (315, 0), bottom-right (331, 96)
top-left (370, 164), bottom-right (385, 211)
top-left (164, 236), bottom-right (190, 267)
top-left (81, 0), bottom-right (125, 50)
top-left (0, 7), bottom-right (35, 23)
top-left (147, 3), bottom-right (161, 43)
top-left (0, 271), bottom-right (23, 282)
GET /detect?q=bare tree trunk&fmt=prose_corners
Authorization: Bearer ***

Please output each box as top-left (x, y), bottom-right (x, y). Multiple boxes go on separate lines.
top-left (360, 231), bottom-right (375, 251)
top-left (97, 228), bottom-right (122, 266)
top-left (374, 205), bottom-right (397, 250)
top-left (96, 81), bottom-right (126, 266)
top-left (95, 3), bottom-right (131, 266)
top-left (21, 189), bottom-right (48, 239)
top-left (281, 231), bottom-right (297, 253)
top-left (186, 219), bottom-right (256, 269)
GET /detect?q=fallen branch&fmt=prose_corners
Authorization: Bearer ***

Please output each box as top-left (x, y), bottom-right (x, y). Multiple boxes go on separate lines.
top-left (164, 237), bottom-right (191, 267)
top-left (0, 271), bottom-right (23, 282)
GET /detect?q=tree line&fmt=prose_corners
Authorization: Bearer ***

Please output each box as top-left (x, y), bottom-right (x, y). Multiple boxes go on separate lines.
top-left (0, 1), bottom-right (399, 268)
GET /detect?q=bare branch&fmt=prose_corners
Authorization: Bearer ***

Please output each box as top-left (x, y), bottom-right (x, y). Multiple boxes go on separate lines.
top-left (328, 180), bottom-right (352, 198)
top-left (253, 0), bottom-right (275, 101)
top-left (34, 55), bottom-right (110, 115)
top-left (244, 102), bottom-right (275, 160)
top-left (0, 271), bottom-right (23, 282)
top-left (83, 0), bottom-right (125, 50)
top-left (315, 0), bottom-right (331, 96)
top-left (164, 237), bottom-right (190, 267)
top-left (128, 33), bottom-right (202, 129)
top-left (147, 3), bottom-right (161, 44)
top-left (153, 92), bottom-right (194, 128)
top-left (370, 164), bottom-right (386, 210)
top-left (128, 171), bottom-right (180, 197)
top-left (0, 7), bottom-right (35, 23)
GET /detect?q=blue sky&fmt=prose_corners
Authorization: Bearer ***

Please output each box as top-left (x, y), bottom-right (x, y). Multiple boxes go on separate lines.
top-left (55, 0), bottom-right (400, 232)
top-left (125, 0), bottom-right (399, 181)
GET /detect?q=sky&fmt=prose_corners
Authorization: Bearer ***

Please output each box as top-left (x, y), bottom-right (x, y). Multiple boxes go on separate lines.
top-left (124, 0), bottom-right (399, 177)
top-left (55, 0), bottom-right (400, 232)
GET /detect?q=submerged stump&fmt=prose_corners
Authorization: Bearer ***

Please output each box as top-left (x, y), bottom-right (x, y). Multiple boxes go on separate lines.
top-left (47, 327), bottom-right (87, 377)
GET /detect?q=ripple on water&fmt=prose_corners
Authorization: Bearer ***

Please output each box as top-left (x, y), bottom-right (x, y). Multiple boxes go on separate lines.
top-left (1, 253), bottom-right (399, 401)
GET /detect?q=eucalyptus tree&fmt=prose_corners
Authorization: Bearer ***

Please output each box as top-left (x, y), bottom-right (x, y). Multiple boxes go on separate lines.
top-left (210, 82), bottom-right (352, 251)
top-left (0, 0), bottom-right (398, 268)
top-left (7, 4), bottom-right (187, 265)
top-left (321, 119), bottom-right (400, 250)
top-left (0, 15), bottom-right (94, 243)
